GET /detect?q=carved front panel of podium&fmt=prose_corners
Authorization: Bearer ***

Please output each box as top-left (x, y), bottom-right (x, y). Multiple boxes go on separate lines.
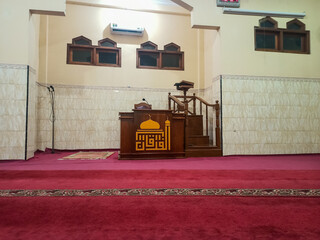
top-left (119, 109), bottom-right (185, 159)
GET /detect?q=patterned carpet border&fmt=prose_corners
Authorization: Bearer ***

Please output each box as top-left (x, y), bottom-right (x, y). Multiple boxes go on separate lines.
top-left (1, 188), bottom-right (320, 197)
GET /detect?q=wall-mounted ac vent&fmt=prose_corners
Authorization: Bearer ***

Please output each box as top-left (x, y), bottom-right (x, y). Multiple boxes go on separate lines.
top-left (110, 23), bottom-right (144, 36)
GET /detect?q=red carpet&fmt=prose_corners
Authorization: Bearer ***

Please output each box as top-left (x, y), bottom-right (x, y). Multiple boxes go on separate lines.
top-left (1, 170), bottom-right (320, 190)
top-left (1, 196), bottom-right (320, 240)
top-left (1, 151), bottom-right (320, 170)
top-left (1, 153), bottom-right (320, 239)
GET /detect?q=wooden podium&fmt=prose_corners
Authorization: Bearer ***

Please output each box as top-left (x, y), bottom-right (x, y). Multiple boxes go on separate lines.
top-left (119, 109), bottom-right (185, 159)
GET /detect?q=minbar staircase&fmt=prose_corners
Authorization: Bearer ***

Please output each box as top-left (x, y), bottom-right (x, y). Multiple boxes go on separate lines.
top-left (168, 92), bottom-right (222, 157)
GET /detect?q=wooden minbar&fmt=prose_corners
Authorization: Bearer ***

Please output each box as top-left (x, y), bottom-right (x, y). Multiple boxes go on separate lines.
top-left (119, 109), bottom-right (185, 160)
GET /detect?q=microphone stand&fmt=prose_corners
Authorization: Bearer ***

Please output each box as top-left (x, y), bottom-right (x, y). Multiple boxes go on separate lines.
top-left (142, 98), bottom-right (149, 104)
top-left (48, 86), bottom-right (55, 154)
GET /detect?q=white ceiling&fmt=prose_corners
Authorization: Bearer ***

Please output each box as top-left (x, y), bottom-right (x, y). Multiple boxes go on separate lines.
top-left (68, 0), bottom-right (188, 13)
top-left (149, 0), bottom-right (176, 5)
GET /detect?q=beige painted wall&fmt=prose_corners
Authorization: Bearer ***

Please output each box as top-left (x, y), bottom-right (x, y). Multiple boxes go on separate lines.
top-left (182, 0), bottom-right (320, 79)
top-left (0, 1), bottom-right (29, 65)
top-left (203, 29), bottom-right (222, 89)
top-left (219, 12), bottom-right (320, 78)
top-left (35, 2), bottom-right (209, 151)
top-left (39, 3), bottom-right (203, 89)
top-left (0, 0), bottom-right (65, 66)
top-left (0, 0), bottom-right (65, 160)
top-left (28, 14), bottom-right (40, 70)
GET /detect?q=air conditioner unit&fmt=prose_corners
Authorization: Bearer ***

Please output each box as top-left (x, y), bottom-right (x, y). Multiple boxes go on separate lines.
top-left (110, 23), bottom-right (144, 36)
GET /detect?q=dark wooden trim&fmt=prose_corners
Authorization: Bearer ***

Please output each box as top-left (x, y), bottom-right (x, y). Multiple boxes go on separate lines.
top-left (67, 37), bottom-right (121, 67)
top-left (134, 102), bottom-right (152, 110)
top-left (306, 30), bottom-right (311, 54)
top-left (254, 18), bottom-right (310, 54)
top-left (93, 47), bottom-right (97, 65)
top-left (164, 42), bottom-right (181, 51)
top-left (72, 35), bottom-right (92, 45)
top-left (161, 52), bottom-right (184, 70)
top-left (67, 45), bottom-right (94, 65)
top-left (98, 38), bottom-right (117, 47)
top-left (279, 30), bottom-right (284, 51)
top-left (254, 28), bottom-right (281, 51)
top-left (259, 16), bottom-right (278, 29)
top-left (140, 41), bottom-right (158, 50)
top-left (282, 30), bottom-right (310, 54)
top-left (119, 152), bottom-right (185, 160)
top-left (136, 49), bottom-right (160, 69)
top-left (95, 47), bottom-right (121, 67)
top-left (286, 18), bottom-right (306, 31)
top-left (137, 43), bottom-right (184, 70)
top-left (119, 112), bottom-right (134, 120)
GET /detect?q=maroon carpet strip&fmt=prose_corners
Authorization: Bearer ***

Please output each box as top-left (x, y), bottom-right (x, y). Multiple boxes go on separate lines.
top-left (1, 188), bottom-right (319, 197)
top-left (1, 170), bottom-right (320, 190)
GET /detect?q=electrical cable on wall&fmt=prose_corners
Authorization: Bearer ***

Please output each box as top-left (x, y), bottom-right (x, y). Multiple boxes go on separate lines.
top-left (37, 83), bottom-right (56, 153)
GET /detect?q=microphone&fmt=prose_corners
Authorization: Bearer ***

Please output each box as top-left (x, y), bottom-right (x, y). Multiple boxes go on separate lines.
top-left (47, 86), bottom-right (55, 92)
top-left (142, 98), bottom-right (149, 104)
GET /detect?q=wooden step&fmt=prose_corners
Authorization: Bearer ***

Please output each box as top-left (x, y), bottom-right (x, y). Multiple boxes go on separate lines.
top-left (187, 135), bottom-right (209, 146)
top-left (184, 114), bottom-right (222, 157)
top-left (185, 146), bottom-right (222, 157)
top-left (187, 145), bottom-right (220, 149)
top-left (186, 115), bottom-right (203, 135)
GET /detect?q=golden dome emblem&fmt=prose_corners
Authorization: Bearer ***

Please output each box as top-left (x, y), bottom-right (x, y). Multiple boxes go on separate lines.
top-left (140, 118), bottom-right (160, 130)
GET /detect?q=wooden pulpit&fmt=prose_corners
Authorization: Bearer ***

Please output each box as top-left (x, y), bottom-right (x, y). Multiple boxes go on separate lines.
top-left (119, 108), bottom-right (185, 160)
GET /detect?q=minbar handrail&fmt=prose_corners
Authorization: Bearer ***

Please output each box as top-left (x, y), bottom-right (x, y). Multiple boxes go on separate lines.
top-left (168, 93), bottom-right (188, 116)
top-left (168, 92), bottom-right (221, 148)
top-left (168, 94), bottom-right (185, 108)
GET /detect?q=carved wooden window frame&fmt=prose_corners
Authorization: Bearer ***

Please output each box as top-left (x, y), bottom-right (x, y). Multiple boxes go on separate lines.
top-left (162, 43), bottom-right (184, 70)
top-left (96, 38), bottom-right (121, 67)
top-left (255, 17), bottom-right (310, 54)
top-left (136, 41), bottom-right (184, 70)
top-left (67, 36), bottom-right (94, 65)
top-left (67, 36), bottom-right (121, 67)
top-left (136, 41), bottom-right (160, 69)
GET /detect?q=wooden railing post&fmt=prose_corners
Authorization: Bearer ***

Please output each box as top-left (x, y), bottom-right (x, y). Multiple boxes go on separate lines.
top-left (168, 92), bottom-right (221, 149)
top-left (193, 93), bottom-right (196, 115)
top-left (215, 100), bottom-right (221, 148)
top-left (206, 105), bottom-right (208, 136)
top-left (169, 94), bottom-right (184, 114)
top-left (184, 102), bottom-right (188, 116)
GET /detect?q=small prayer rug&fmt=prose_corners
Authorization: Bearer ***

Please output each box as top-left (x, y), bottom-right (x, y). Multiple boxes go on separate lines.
top-left (59, 152), bottom-right (114, 160)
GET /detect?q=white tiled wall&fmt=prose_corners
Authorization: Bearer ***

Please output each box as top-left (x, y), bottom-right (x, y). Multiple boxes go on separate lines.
top-left (0, 64), bottom-right (38, 160)
top-left (37, 85), bottom-right (181, 150)
top-left (221, 75), bottom-right (320, 155)
top-left (0, 64), bottom-right (27, 160)
top-left (3, 69), bottom-right (319, 157)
